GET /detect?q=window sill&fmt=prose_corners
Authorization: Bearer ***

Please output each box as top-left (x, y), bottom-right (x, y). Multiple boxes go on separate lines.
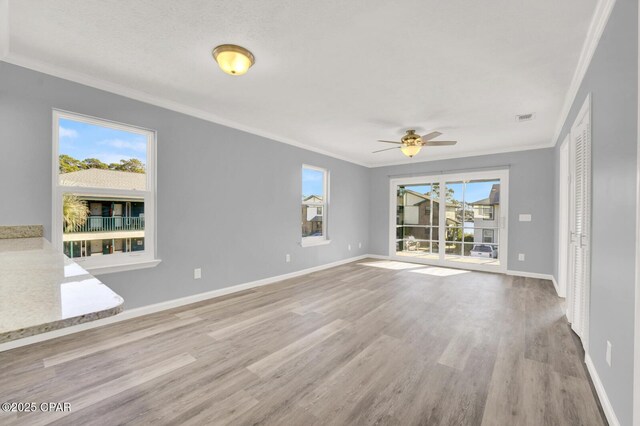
top-left (300, 239), bottom-right (331, 248)
top-left (85, 258), bottom-right (162, 275)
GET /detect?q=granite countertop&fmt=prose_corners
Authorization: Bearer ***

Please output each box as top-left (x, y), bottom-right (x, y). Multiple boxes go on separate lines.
top-left (0, 237), bottom-right (124, 343)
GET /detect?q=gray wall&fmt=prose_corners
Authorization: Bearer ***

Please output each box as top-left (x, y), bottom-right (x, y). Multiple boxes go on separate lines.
top-left (552, 0), bottom-right (638, 423)
top-left (0, 62), bottom-right (370, 309)
top-left (369, 148), bottom-right (556, 275)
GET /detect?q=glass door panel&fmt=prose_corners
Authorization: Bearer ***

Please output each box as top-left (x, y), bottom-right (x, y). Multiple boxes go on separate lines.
top-left (464, 179), bottom-right (500, 265)
top-left (396, 183), bottom-right (439, 260)
top-left (447, 178), bottom-right (501, 266)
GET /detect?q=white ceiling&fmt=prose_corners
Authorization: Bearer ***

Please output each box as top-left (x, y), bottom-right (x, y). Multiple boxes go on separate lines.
top-left (6, 0), bottom-right (599, 167)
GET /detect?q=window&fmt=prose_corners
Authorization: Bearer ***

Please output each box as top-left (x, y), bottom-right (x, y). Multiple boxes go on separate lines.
top-left (53, 110), bottom-right (158, 274)
top-left (474, 205), bottom-right (494, 220)
top-left (301, 165), bottom-right (329, 246)
top-left (482, 229), bottom-right (494, 243)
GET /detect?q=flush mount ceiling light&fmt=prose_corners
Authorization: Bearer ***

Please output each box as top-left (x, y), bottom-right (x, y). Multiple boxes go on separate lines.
top-left (212, 44), bottom-right (255, 76)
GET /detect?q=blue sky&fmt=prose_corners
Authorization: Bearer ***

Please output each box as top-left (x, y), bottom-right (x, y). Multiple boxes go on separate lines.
top-left (59, 118), bottom-right (147, 165)
top-left (302, 168), bottom-right (324, 198)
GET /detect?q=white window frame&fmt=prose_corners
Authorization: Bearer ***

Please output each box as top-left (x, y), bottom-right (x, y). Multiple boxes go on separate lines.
top-left (52, 110), bottom-right (160, 274)
top-left (301, 164), bottom-right (330, 247)
top-left (389, 169), bottom-right (509, 273)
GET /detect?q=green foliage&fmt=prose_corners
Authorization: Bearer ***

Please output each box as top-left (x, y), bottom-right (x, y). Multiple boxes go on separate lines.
top-left (59, 155), bottom-right (145, 174)
top-left (111, 158), bottom-right (145, 173)
top-left (430, 184), bottom-right (456, 203)
top-left (59, 154), bottom-right (85, 173)
top-left (83, 158), bottom-right (109, 169)
top-left (62, 194), bottom-right (89, 232)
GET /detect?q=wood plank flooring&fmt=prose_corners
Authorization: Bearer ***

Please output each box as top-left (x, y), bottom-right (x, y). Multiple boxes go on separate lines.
top-left (0, 259), bottom-right (606, 425)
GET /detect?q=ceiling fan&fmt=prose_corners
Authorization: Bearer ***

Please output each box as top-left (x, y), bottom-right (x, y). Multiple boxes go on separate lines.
top-left (373, 129), bottom-right (457, 158)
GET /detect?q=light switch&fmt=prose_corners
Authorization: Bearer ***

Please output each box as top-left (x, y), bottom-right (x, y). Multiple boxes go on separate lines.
top-left (519, 214), bottom-right (532, 222)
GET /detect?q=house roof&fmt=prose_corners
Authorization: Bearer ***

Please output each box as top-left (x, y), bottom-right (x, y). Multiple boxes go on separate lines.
top-left (402, 189), bottom-right (458, 207)
top-left (59, 169), bottom-right (146, 190)
top-left (470, 184), bottom-right (500, 206)
top-left (303, 195), bottom-right (323, 202)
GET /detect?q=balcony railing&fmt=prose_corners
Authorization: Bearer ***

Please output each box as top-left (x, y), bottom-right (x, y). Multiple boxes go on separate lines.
top-left (65, 216), bottom-right (145, 233)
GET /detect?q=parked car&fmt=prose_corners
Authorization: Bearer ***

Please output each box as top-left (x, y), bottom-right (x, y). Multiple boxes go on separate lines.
top-left (470, 244), bottom-right (498, 258)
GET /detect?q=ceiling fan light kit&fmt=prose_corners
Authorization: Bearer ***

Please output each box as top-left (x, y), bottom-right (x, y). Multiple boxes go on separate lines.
top-left (373, 129), bottom-right (457, 158)
top-left (400, 144), bottom-right (421, 158)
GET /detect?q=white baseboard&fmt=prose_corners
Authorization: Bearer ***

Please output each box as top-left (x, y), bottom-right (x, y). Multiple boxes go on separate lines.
top-left (506, 269), bottom-right (555, 281)
top-left (361, 254), bottom-right (388, 260)
top-left (0, 254), bottom-right (370, 352)
top-left (585, 353), bottom-right (620, 426)
top-left (552, 276), bottom-right (561, 297)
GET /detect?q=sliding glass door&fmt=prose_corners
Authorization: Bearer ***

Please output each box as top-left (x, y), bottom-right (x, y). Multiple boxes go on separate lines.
top-left (391, 170), bottom-right (508, 272)
top-left (395, 182), bottom-right (440, 260)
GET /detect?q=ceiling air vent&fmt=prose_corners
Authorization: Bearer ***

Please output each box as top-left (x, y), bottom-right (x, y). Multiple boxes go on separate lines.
top-left (516, 113), bottom-right (535, 122)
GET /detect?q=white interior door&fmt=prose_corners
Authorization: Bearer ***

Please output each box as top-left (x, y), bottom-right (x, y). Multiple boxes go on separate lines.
top-left (567, 95), bottom-right (592, 348)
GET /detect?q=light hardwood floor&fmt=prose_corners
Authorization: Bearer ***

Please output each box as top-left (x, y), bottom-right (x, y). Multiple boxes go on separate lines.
top-left (0, 259), bottom-right (606, 425)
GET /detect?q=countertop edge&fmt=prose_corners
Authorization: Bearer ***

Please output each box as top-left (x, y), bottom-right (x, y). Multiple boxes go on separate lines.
top-left (0, 302), bottom-right (124, 344)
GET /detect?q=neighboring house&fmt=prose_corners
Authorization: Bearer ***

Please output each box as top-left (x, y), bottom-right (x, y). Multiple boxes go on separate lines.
top-left (397, 189), bottom-right (461, 252)
top-left (398, 189), bottom-right (460, 228)
top-left (469, 184), bottom-right (500, 245)
top-left (59, 168), bottom-right (147, 190)
top-left (398, 186), bottom-right (500, 253)
top-left (61, 169), bottom-right (146, 258)
top-left (302, 195), bottom-right (323, 237)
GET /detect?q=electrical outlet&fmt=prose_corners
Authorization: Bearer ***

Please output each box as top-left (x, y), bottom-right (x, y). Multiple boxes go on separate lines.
top-left (194, 268), bottom-right (201, 279)
top-left (285, 254), bottom-right (291, 263)
top-left (606, 341), bottom-right (612, 366)
top-left (358, 242), bottom-right (362, 249)
top-left (518, 253), bottom-right (525, 261)
top-left (348, 244), bottom-right (351, 251)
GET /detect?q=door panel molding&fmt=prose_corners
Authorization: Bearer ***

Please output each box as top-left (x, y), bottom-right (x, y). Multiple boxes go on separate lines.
top-left (567, 93), bottom-right (592, 350)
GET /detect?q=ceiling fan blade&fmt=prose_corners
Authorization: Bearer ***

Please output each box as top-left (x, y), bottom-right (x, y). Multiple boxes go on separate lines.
top-left (372, 147), bottom-right (401, 153)
top-left (377, 140), bottom-right (402, 144)
top-left (421, 131), bottom-right (443, 141)
top-left (422, 140), bottom-right (457, 146)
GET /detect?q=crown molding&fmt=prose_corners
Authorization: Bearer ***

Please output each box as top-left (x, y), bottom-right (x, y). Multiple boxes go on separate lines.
top-left (367, 142), bottom-right (553, 168)
top-left (551, 0), bottom-right (616, 146)
top-left (2, 53), bottom-right (370, 168)
top-left (0, 0), bottom-right (9, 60)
